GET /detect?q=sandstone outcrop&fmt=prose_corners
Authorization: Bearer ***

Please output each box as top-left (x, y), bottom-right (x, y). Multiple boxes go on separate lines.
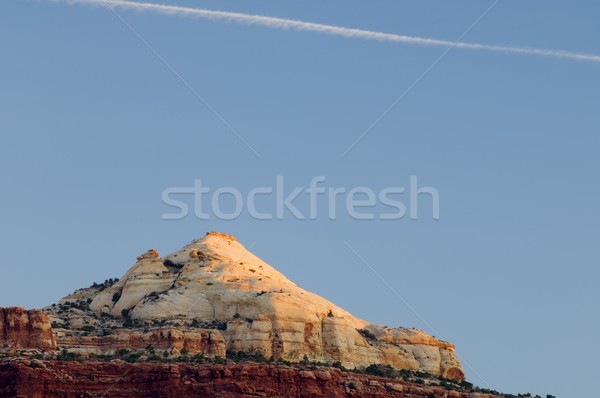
top-left (41, 232), bottom-right (465, 381)
top-left (0, 307), bottom-right (56, 350)
top-left (0, 359), bottom-right (500, 398)
top-left (56, 327), bottom-right (226, 357)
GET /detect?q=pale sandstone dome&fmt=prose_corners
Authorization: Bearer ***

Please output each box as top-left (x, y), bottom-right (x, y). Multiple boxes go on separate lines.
top-left (75, 232), bottom-right (464, 380)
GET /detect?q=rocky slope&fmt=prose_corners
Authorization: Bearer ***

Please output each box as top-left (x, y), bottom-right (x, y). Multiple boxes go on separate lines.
top-left (0, 359), bottom-right (499, 398)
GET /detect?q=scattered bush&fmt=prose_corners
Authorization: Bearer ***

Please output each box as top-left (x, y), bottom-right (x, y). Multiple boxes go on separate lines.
top-left (123, 352), bottom-right (142, 363)
top-left (191, 353), bottom-right (206, 363)
top-left (227, 351), bottom-right (267, 363)
top-left (145, 292), bottom-right (160, 301)
top-left (357, 328), bottom-right (376, 340)
top-left (364, 364), bottom-right (395, 378)
top-left (90, 278), bottom-right (119, 290)
top-left (57, 349), bottom-right (81, 361)
top-left (213, 356), bottom-right (226, 364)
top-left (163, 259), bottom-right (183, 269)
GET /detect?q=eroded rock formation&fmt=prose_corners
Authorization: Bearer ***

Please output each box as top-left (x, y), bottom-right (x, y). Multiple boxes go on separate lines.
top-left (56, 327), bottom-right (226, 357)
top-left (0, 307), bottom-right (56, 350)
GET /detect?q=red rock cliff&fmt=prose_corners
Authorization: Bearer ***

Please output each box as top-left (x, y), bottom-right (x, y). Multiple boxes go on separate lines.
top-left (0, 360), bottom-right (500, 398)
top-left (0, 307), bottom-right (57, 350)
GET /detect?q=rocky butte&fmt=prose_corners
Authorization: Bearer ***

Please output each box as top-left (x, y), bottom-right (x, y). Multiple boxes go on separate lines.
top-left (0, 232), bottom-right (515, 397)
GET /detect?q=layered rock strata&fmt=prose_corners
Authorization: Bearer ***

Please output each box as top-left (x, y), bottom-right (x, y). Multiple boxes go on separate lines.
top-left (0, 360), bottom-right (499, 398)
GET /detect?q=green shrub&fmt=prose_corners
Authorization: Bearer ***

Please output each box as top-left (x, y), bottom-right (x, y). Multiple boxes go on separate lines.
top-left (364, 364), bottom-right (395, 378)
top-left (123, 353), bottom-right (142, 363)
top-left (191, 353), bottom-right (206, 363)
top-left (356, 328), bottom-right (376, 340)
top-left (57, 349), bottom-right (81, 361)
top-left (117, 348), bottom-right (130, 356)
top-left (212, 356), bottom-right (226, 364)
top-left (163, 259), bottom-right (183, 269)
top-left (227, 351), bottom-right (267, 363)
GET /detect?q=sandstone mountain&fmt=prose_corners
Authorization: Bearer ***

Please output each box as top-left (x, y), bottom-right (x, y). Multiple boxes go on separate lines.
top-left (0, 232), bottom-right (466, 384)
top-left (28, 232), bottom-right (465, 381)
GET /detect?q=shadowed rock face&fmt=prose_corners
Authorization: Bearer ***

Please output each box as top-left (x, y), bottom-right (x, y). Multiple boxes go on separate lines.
top-left (0, 360), bottom-right (498, 398)
top-left (0, 307), bottom-right (56, 350)
top-left (39, 232), bottom-right (465, 380)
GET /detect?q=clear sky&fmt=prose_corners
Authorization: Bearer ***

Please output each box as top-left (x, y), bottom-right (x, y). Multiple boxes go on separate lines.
top-left (1, 1), bottom-right (599, 397)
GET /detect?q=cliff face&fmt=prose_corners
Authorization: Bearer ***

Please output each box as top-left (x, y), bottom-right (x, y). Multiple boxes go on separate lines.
top-left (0, 307), bottom-right (56, 350)
top-left (0, 359), bottom-right (498, 398)
top-left (56, 327), bottom-right (226, 357)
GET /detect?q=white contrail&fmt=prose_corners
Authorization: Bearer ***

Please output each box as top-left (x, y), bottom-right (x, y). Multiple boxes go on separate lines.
top-left (51, 0), bottom-right (600, 64)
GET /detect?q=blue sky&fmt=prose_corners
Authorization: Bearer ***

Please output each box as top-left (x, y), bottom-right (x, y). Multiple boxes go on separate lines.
top-left (1, 1), bottom-right (599, 396)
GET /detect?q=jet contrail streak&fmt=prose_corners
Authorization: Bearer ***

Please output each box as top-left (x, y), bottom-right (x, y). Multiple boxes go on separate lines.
top-left (51, 0), bottom-right (600, 64)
